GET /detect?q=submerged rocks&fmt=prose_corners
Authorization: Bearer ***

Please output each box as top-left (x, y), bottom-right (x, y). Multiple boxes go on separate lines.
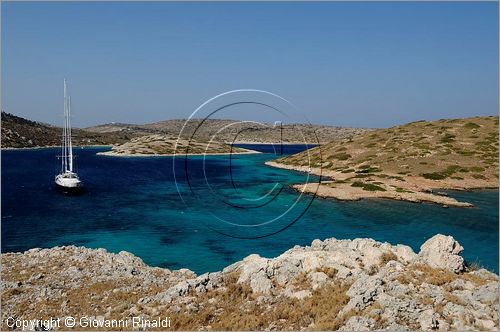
top-left (1, 234), bottom-right (498, 331)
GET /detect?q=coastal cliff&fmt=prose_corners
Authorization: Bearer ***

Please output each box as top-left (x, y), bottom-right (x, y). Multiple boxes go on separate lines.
top-left (2, 235), bottom-right (498, 331)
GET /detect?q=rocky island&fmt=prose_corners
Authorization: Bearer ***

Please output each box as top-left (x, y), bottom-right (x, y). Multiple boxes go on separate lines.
top-left (267, 116), bottom-right (499, 207)
top-left (2, 234), bottom-right (498, 331)
top-left (96, 134), bottom-right (260, 156)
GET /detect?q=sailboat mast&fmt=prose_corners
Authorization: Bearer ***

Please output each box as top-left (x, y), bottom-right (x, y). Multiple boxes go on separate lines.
top-left (68, 95), bottom-right (73, 172)
top-left (55, 78), bottom-right (83, 190)
top-left (62, 79), bottom-right (68, 173)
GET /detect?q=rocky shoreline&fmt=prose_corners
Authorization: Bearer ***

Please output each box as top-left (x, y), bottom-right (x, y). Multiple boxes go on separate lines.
top-left (265, 161), bottom-right (497, 207)
top-left (2, 234), bottom-right (498, 331)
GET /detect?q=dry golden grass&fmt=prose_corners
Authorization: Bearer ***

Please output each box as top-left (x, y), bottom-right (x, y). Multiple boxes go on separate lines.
top-left (379, 251), bottom-right (398, 265)
top-left (292, 271), bottom-right (311, 290)
top-left (315, 266), bottom-right (338, 278)
top-left (155, 274), bottom-right (354, 331)
top-left (444, 292), bottom-right (467, 306)
top-left (396, 263), bottom-right (496, 290)
top-left (365, 302), bottom-right (388, 329)
top-left (396, 264), bottom-right (458, 286)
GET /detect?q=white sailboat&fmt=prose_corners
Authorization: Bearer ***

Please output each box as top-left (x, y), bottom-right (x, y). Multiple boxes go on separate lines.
top-left (55, 79), bottom-right (83, 192)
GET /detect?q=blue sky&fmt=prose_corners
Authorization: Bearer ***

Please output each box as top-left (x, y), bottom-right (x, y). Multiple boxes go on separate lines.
top-left (2, 2), bottom-right (498, 128)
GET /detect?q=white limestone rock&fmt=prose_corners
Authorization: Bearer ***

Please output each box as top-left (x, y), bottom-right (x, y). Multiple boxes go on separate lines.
top-left (418, 234), bottom-right (465, 272)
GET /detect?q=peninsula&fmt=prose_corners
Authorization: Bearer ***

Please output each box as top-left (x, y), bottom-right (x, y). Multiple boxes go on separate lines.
top-left (267, 116), bottom-right (499, 207)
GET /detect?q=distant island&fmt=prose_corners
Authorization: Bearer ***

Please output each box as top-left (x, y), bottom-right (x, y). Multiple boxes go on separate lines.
top-left (267, 116), bottom-right (499, 207)
top-left (85, 119), bottom-right (370, 145)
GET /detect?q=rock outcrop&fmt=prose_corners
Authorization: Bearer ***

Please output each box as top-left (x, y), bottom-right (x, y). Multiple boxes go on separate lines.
top-left (2, 235), bottom-right (498, 331)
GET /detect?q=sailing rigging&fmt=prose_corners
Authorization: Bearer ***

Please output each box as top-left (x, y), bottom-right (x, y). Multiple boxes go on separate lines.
top-left (55, 79), bottom-right (83, 192)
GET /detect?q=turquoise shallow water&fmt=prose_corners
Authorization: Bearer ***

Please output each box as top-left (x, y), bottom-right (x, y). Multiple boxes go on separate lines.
top-left (2, 145), bottom-right (498, 273)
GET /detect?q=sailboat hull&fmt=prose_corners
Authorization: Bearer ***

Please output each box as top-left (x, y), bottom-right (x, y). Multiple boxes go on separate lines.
top-left (55, 173), bottom-right (83, 194)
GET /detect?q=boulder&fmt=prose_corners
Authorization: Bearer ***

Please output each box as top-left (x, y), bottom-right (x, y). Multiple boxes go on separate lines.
top-left (418, 234), bottom-right (465, 272)
top-left (392, 245), bottom-right (417, 264)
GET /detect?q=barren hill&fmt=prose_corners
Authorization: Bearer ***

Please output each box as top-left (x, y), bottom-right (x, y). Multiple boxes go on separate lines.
top-left (2, 112), bottom-right (369, 149)
top-left (268, 116), bottom-right (499, 206)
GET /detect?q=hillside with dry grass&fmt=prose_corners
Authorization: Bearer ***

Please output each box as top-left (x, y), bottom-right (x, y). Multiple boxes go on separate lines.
top-left (268, 116), bottom-right (498, 206)
top-left (1, 112), bottom-right (135, 148)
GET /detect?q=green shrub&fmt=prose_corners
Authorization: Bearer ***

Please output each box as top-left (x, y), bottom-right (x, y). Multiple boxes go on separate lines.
top-left (421, 172), bottom-right (447, 180)
top-left (456, 150), bottom-right (475, 156)
top-left (421, 165), bottom-right (465, 180)
top-left (351, 181), bottom-right (386, 191)
top-left (464, 122), bottom-right (481, 129)
top-left (395, 187), bottom-right (413, 193)
top-left (356, 166), bottom-right (381, 174)
top-left (332, 153), bottom-right (351, 161)
top-left (440, 133), bottom-right (456, 143)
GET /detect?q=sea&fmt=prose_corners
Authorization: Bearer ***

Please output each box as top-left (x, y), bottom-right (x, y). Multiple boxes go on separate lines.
top-left (2, 145), bottom-right (498, 274)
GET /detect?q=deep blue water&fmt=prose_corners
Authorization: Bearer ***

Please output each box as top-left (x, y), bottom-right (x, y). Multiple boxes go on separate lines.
top-left (2, 145), bottom-right (498, 273)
